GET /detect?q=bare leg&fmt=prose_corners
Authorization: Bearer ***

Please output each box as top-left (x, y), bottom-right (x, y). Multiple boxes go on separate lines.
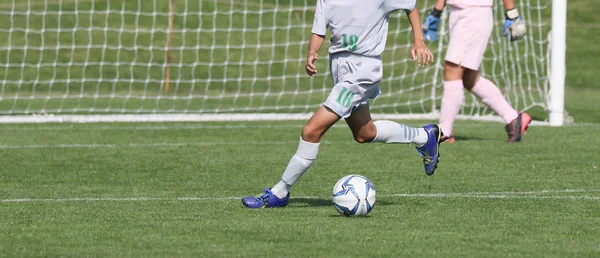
top-left (344, 104), bottom-right (377, 143)
top-left (301, 106), bottom-right (341, 143)
top-left (443, 61), bottom-right (465, 81)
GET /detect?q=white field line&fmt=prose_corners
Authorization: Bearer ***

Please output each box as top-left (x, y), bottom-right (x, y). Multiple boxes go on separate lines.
top-left (389, 193), bottom-right (600, 200)
top-left (1, 122), bottom-right (599, 132)
top-left (0, 123), bottom-right (312, 131)
top-left (0, 141), bottom-right (305, 149)
top-left (2, 189), bottom-right (599, 203)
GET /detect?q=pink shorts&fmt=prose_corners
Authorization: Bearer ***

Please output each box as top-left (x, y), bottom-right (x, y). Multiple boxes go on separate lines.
top-left (444, 6), bottom-right (493, 70)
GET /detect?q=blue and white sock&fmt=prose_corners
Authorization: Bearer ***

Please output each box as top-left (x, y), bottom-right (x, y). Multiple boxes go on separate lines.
top-left (371, 120), bottom-right (428, 147)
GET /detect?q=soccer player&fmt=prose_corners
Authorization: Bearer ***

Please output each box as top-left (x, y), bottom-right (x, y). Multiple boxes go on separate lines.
top-left (242, 0), bottom-right (443, 209)
top-left (422, 0), bottom-right (531, 143)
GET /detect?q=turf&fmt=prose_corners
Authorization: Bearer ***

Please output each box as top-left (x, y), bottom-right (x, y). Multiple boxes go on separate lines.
top-left (0, 121), bottom-right (599, 257)
top-left (1, 0), bottom-right (600, 257)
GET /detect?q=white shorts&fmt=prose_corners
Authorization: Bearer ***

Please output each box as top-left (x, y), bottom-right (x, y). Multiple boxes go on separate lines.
top-left (445, 6), bottom-right (493, 70)
top-left (323, 53), bottom-right (382, 118)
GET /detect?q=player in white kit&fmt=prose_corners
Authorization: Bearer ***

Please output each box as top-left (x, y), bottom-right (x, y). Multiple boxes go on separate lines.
top-left (242, 0), bottom-right (443, 208)
top-left (423, 0), bottom-right (532, 143)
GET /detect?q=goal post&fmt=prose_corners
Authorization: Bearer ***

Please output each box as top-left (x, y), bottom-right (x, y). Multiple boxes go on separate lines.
top-left (0, 0), bottom-right (566, 125)
top-left (549, 0), bottom-right (567, 126)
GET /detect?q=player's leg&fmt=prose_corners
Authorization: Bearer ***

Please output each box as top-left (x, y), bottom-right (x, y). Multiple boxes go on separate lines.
top-left (344, 103), bottom-right (426, 144)
top-left (463, 69), bottom-right (518, 123)
top-left (446, 6), bottom-right (531, 142)
top-left (301, 105), bottom-right (341, 143)
top-left (242, 53), bottom-right (357, 209)
top-left (439, 61), bottom-right (465, 143)
top-left (459, 6), bottom-right (518, 125)
top-left (463, 69), bottom-right (531, 142)
top-left (345, 103), bottom-right (442, 176)
top-left (268, 106), bottom-right (339, 197)
top-left (438, 7), bottom-right (467, 143)
top-left (337, 54), bottom-right (435, 147)
top-left (458, 6), bottom-right (530, 142)
top-left (241, 106), bottom-right (339, 208)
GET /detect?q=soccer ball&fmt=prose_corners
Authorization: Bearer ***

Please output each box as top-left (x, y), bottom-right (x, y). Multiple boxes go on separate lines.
top-left (332, 174), bottom-right (376, 216)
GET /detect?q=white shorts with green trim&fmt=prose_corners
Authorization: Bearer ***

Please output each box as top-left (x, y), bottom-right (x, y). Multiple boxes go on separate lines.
top-left (323, 52), bottom-right (382, 118)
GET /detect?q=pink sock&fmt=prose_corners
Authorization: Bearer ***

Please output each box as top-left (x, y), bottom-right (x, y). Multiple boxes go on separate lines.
top-left (470, 77), bottom-right (519, 123)
top-left (439, 80), bottom-right (464, 136)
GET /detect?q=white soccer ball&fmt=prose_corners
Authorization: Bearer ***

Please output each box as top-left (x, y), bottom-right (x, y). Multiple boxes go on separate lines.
top-left (332, 174), bottom-right (376, 216)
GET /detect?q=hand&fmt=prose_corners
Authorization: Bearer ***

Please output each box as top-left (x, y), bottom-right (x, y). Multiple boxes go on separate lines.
top-left (411, 41), bottom-right (434, 67)
top-left (423, 14), bottom-right (440, 42)
top-left (502, 9), bottom-right (526, 41)
top-left (306, 52), bottom-right (318, 76)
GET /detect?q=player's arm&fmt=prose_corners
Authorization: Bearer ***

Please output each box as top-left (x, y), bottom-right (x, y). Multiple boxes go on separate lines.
top-left (306, 34), bottom-right (325, 76)
top-left (423, 0), bottom-right (445, 41)
top-left (433, 0), bottom-right (446, 12)
top-left (502, 0), bottom-right (526, 41)
top-left (307, 0), bottom-right (327, 76)
top-left (502, 0), bottom-right (516, 10)
top-left (406, 3), bottom-right (434, 67)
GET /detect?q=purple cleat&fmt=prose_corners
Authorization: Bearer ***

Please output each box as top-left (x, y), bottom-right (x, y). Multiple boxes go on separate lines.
top-left (416, 124), bottom-right (442, 176)
top-left (242, 188), bottom-right (289, 209)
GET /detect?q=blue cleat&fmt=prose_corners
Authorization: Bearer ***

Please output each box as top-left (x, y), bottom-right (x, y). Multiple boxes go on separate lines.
top-left (416, 124), bottom-right (443, 176)
top-left (242, 188), bottom-right (289, 209)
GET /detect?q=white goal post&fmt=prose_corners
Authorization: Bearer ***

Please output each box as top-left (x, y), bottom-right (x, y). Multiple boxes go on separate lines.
top-left (0, 0), bottom-right (566, 125)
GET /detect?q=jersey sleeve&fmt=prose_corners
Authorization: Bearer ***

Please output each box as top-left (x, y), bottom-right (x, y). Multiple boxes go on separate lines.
top-left (384, 0), bottom-right (416, 13)
top-left (311, 0), bottom-right (328, 36)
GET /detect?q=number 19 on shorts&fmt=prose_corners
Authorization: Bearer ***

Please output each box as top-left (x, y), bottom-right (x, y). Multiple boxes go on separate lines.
top-left (336, 87), bottom-right (355, 108)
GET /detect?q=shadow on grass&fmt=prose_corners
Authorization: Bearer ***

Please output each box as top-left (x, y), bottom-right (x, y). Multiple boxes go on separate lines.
top-left (451, 134), bottom-right (487, 142)
top-left (291, 198), bottom-right (394, 208)
top-left (327, 214), bottom-right (375, 218)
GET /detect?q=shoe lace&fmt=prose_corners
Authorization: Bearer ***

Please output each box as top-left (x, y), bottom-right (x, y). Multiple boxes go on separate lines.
top-left (260, 188), bottom-right (272, 203)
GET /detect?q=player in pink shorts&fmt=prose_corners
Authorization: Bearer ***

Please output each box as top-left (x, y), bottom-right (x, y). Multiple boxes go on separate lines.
top-left (423, 0), bottom-right (531, 143)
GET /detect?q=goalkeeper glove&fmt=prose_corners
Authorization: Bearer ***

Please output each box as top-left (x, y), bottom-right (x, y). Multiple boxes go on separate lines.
top-left (502, 8), bottom-right (526, 41)
top-left (423, 8), bottom-right (442, 41)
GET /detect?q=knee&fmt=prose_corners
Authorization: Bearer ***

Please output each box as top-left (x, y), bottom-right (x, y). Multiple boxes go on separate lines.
top-left (353, 128), bottom-right (377, 143)
top-left (443, 61), bottom-right (463, 81)
top-left (301, 124), bottom-right (323, 143)
top-left (463, 72), bottom-right (480, 91)
top-left (463, 78), bottom-right (477, 91)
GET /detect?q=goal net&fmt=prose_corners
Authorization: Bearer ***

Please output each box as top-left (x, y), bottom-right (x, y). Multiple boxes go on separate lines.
top-left (0, 0), bottom-right (559, 124)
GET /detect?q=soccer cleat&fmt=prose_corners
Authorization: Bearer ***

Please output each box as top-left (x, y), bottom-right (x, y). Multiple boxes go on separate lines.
top-left (416, 124), bottom-right (442, 176)
top-left (440, 133), bottom-right (455, 144)
top-left (241, 188), bottom-right (289, 209)
top-left (505, 112), bottom-right (532, 143)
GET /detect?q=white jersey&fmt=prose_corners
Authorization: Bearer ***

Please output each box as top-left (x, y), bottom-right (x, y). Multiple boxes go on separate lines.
top-left (311, 0), bottom-right (416, 57)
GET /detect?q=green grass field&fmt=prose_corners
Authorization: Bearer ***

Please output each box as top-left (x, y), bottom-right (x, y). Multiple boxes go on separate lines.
top-left (1, 121), bottom-right (599, 257)
top-left (1, 0), bottom-right (600, 257)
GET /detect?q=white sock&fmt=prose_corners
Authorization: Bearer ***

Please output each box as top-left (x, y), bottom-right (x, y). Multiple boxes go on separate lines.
top-left (271, 137), bottom-right (320, 198)
top-left (371, 120), bottom-right (428, 147)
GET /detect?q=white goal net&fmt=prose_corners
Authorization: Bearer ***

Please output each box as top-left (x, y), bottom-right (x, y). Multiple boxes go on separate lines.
top-left (0, 0), bottom-right (560, 124)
